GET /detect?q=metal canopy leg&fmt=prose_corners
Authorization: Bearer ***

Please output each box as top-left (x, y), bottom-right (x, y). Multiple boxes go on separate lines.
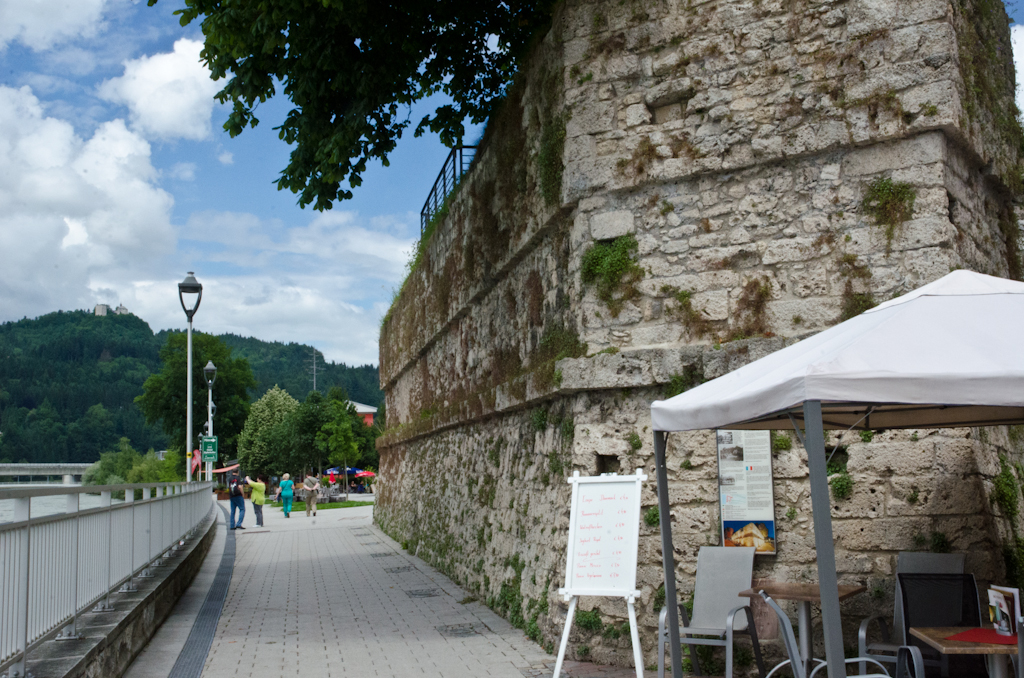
top-left (654, 431), bottom-right (683, 678)
top-left (804, 401), bottom-right (847, 678)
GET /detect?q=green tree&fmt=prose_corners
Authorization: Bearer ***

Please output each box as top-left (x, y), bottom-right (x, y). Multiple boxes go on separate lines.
top-left (316, 400), bottom-right (358, 475)
top-left (282, 390), bottom-right (332, 474)
top-left (136, 333), bottom-right (257, 465)
top-left (237, 386), bottom-right (299, 476)
top-left (126, 450), bottom-right (183, 483)
top-left (151, 0), bottom-right (555, 210)
top-left (83, 437), bottom-right (142, 485)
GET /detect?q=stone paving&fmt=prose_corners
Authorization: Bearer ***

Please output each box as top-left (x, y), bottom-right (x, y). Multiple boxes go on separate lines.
top-left (196, 500), bottom-right (638, 678)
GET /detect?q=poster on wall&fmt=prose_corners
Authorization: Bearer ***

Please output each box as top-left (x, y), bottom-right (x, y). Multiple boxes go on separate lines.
top-left (717, 429), bottom-right (776, 555)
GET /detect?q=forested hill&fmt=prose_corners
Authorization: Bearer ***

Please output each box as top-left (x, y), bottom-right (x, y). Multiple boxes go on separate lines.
top-left (209, 334), bottom-right (380, 406)
top-left (0, 310), bottom-right (381, 464)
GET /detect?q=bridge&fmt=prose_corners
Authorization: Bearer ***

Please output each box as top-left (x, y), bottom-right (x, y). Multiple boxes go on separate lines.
top-left (0, 485), bottom-right (629, 678)
top-left (0, 463), bottom-right (93, 483)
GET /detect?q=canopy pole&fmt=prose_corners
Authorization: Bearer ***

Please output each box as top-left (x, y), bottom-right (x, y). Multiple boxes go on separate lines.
top-left (804, 401), bottom-right (846, 678)
top-left (654, 431), bottom-right (683, 678)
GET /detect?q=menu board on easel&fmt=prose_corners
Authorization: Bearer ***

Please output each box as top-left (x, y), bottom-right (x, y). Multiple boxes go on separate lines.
top-left (561, 472), bottom-right (645, 597)
top-left (554, 470), bottom-right (647, 678)
top-left (717, 429), bottom-right (776, 555)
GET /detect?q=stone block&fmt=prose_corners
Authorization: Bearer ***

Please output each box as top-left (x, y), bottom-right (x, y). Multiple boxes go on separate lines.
top-left (847, 441), bottom-right (934, 476)
top-left (591, 210), bottom-right (636, 240)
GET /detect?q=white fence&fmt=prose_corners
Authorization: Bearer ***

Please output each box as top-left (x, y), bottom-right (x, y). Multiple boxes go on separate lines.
top-left (0, 482), bottom-right (213, 677)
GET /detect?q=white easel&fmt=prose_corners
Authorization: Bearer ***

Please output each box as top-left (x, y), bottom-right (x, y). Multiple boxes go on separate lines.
top-left (553, 470), bottom-right (647, 678)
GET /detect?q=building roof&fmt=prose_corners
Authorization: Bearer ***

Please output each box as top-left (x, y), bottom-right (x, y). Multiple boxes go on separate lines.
top-left (349, 401), bottom-right (378, 414)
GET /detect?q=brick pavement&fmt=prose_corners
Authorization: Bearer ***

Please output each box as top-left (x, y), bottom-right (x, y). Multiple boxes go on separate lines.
top-left (200, 502), bottom-right (639, 678)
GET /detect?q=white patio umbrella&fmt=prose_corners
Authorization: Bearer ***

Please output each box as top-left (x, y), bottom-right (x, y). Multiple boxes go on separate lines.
top-left (649, 270), bottom-right (1024, 678)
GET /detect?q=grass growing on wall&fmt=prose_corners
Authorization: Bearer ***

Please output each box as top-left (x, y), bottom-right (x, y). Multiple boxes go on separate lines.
top-left (861, 177), bottom-right (915, 253)
top-left (581, 234), bottom-right (644, 316)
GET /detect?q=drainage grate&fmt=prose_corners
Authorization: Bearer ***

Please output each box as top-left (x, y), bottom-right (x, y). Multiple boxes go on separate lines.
top-left (406, 588), bottom-right (440, 598)
top-left (436, 623), bottom-right (483, 638)
top-left (370, 552), bottom-right (394, 558)
top-left (384, 566), bottom-right (413, 574)
top-left (167, 506), bottom-right (234, 678)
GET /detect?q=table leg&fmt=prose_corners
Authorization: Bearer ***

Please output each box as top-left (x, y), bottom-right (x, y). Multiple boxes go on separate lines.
top-left (798, 601), bottom-right (812, 677)
top-left (988, 654), bottom-right (1010, 678)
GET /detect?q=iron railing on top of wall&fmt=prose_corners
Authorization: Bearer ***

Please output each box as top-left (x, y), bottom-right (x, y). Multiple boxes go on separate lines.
top-left (0, 482), bottom-right (213, 678)
top-left (420, 146), bottom-right (477, 235)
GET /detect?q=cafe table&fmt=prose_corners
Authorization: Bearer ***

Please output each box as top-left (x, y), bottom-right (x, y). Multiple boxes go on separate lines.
top-left (909, 627), bottom-right (1021, 678)
top-left (739, 582), bottom-right (866, 676)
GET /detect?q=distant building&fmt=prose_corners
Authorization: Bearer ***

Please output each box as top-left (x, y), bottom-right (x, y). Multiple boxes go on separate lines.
top-left (95, 303), bottom-right (130, 316)
top-left (349, 402), bottom-right (377, 426)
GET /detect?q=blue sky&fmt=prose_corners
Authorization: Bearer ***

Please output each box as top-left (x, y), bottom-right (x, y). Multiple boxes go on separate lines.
top-left (0, 1), bottom-right (1022, 366)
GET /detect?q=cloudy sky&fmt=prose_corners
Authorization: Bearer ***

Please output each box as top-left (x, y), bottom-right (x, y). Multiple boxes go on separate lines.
top-left (1, 2), bottom-right (1024, 366)
top-left (0, 0), bottom-right (487, 366)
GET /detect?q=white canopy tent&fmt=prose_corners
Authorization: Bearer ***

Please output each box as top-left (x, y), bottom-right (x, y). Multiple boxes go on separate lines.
top-left (649, 270), bottom-right (1024, 678)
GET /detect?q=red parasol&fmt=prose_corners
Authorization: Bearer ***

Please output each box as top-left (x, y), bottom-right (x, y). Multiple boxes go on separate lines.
top-left (354, 470), bottom-right (375, 478)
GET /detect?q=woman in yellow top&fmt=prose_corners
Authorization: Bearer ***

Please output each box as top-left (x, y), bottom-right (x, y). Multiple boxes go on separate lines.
top-left (245, 474), bottom-right (268, 527)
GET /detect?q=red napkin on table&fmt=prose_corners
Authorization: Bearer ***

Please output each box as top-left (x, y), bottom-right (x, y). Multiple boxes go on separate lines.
top-left (946, 628), bottom-right (1018, 645)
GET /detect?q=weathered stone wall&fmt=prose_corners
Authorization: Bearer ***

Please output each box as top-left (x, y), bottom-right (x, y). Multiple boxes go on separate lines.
top-left (377, 0), bottom-right (1024, 669)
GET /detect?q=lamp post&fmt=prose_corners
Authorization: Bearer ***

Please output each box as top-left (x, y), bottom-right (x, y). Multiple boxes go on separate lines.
top-left (204, 360), bottom-right (217, 482)
top-left (178, 272), bottom-right (202, 482)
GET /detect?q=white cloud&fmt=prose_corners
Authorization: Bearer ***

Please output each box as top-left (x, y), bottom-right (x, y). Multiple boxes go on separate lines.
top-left (0, 85), bottom-right (176, 320)
top-left (168, 162), bottom-right (197, 181)
top-left (0, 0), bottom-right (107, 51)
top-left (218, 151), bottom-right (233, 165)
top-left (98, 38), bottom-right (220, 141)
top-left (1013, 25), bottom-right (1024, 116)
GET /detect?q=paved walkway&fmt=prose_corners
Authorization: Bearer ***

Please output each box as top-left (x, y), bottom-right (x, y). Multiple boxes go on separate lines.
top-left (126, 499), bottom-right (637, 678)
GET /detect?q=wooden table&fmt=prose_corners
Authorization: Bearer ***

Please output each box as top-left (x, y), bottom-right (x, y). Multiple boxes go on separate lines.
top-left (739, 582), bottom-right (866, 676)
top-left (910, 627), bottom-right (1020, 678)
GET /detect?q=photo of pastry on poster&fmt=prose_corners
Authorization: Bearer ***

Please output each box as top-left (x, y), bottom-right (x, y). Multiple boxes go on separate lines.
top-left (717, 429), bottom-right (776, 555)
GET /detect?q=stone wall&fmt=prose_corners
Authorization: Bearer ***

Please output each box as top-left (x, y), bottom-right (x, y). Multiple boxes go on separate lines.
top-left (377, 0), bottom-right (1024, 669)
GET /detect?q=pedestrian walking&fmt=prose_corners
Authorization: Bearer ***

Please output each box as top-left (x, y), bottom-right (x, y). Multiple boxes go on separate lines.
top-left (276, 473), bottom-right (294, 518)
top-left (303, 471), bottom-right (320, 517)
top-left (228, 473), bottom-right (246, 529)
top-left (246, 474), bottom-right (267, 527)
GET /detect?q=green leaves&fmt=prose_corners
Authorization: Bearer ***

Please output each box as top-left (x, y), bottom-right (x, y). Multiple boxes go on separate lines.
top-left (151, 0), bottom-right (555, 210)
top-left (580, 235), bottom-right (644, 317)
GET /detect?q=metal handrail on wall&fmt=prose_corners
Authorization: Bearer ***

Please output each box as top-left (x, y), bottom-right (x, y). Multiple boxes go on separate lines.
top-left (420, 146), bottom-right (477, 235)
top-left (0, 482), bottom-right (214, 678)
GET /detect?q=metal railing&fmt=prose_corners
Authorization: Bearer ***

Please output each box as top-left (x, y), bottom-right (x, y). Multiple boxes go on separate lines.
top-left (420, 145), bottom-right (476, 235)
top-left (0, 482), bottom-right (213, 678)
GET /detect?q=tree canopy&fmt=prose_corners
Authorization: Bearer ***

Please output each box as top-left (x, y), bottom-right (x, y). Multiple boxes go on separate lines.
top-left (153, 0), bottom-right (555, 210)
top-left (236, 385), bottom-right (299, 476)
top-left (136, 333), bottom-right (257, 460)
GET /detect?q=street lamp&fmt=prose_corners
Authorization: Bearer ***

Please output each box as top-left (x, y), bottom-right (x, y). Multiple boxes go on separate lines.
top-left (204, 360), bottom-right (217, 482)
top-left (178, 272), bottom-right (202, 482)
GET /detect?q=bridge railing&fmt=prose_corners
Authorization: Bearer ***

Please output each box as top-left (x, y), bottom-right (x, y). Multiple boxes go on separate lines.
top-left (0, 482), bottom-right (214, 677)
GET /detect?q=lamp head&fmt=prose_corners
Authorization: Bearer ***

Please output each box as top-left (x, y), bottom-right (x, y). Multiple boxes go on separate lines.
top-left (204, 360), bottom-right (217, 385)
top-left (178, 272), bottom-right (203, 321)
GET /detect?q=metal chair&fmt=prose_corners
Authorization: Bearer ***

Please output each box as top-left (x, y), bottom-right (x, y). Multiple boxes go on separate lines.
top-left (898, 572), bottom-right (986, 678)
top-left (657, 546), bottom-right (766, 677)
top-left (759, 591), bottom-right (924, 678)
top-left (858, 552), bottom-right (965, 674)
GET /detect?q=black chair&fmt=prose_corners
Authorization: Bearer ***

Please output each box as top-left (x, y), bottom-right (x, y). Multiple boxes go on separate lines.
top-left (897, 573), bottom-right (986, 678)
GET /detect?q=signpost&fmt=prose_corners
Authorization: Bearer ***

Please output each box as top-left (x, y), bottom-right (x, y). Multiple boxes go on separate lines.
top-left (554, 470), bottom-right (647, 678)
top-left (716, 429), bottom-right (776, 554)
top-left (201, 436), bottom-right (218, 463)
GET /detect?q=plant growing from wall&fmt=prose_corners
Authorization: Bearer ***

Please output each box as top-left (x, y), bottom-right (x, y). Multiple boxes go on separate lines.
top-left (662, 285), bottom-right (714, 340)
top-left (727, 277), bottom-right (773, 340)
top-left (627, 431), bottom-right (643, 451)
top-left (771, 432), bottom-right (792, 453)
top-left (829, 470), bottom-right (854, 500)
top-left (861, 177), bottom-right (916, 253)
top-left (664, 365), bottom-right (703, 398)
top-left (644, 506), bottom-right (660, 526)
top-left (575, 609), bottom-right (603, 632)
top-left (580, 234), bottom-right (645, 316)
top-left (837, 253), bottom-right (876, 321)
top-left (539, 113), bottom-right (568, 206)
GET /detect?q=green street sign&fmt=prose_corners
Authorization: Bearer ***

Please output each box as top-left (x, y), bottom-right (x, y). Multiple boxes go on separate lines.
top-left (201, 436), bottom-right (218, 462)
